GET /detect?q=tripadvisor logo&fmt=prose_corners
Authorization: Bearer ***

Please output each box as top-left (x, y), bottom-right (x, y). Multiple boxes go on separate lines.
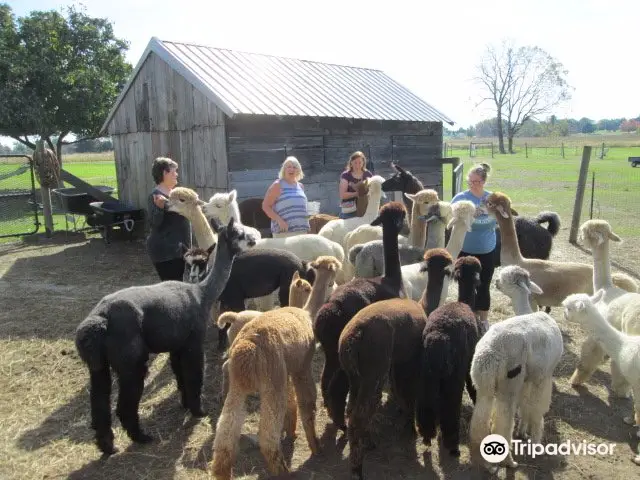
top-left (480, 434), bottom-right (616, 463)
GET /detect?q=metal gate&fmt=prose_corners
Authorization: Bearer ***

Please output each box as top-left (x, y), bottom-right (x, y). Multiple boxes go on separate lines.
top-left (0, 154), bottom-right (40, 238)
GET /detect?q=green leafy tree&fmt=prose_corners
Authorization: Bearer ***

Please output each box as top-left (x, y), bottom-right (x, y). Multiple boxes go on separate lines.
top-left (0, 4), bottom-right (131, 168)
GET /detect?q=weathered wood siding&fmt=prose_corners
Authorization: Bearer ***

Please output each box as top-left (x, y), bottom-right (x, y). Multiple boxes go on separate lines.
top-left (108, 52), bottom-right (228, 210)
top-left (226, 116), bottom-right (443, 214)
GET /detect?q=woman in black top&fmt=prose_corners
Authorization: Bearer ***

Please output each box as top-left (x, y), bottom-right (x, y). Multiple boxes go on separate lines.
top-left (146, 157), bottom-right (191, 281)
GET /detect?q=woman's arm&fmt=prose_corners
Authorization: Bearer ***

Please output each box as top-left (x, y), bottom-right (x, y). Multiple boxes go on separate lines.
top-left (262, 181), bottom-right (287, 230)
top-left (148, 193), bottom-right (166, 228)
top-left (339, 178), bottom-right (358, 200)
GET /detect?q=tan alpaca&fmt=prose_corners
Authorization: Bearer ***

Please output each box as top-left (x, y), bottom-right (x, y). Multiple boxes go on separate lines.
top-left (486, 193), bottom-right (638, 310)
top-left (166, 187), bottom-right (217, 248)
top-left (404, 188), bottom-right (439, 248)
top-left (211, 256), bottom-right (342, 480)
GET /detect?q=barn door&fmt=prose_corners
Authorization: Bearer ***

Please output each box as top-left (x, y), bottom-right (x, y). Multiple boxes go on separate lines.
top-left (452, 162), bottom-right (464, 198)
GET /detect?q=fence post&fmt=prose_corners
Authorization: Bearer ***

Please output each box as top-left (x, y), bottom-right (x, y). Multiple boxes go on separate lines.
top-left (491, 142), bottom-right (494, 158)
top-left (525, 143), bottom-right (528, 159)
top-left (589, 170), bottom-right (595, 219)
top-left (561, 142), bottom-right (565, 158)
top-left (569, 146), bottom-right (592, 244)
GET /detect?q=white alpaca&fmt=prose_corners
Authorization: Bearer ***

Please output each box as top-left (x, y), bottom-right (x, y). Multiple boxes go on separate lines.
top-left (570, 219), bottom-right (640, 397)
top-left (202, 189), bottom-right (262, 241)
top-left (318, 175), bottom-right (386, 251)
top-left (470, 265), bottom-right (563, 472)
top-left (401, 200), bottom-right (475, 302)
top-left (562, 290), bottom-right (640, 466)
top-left (404, 189), bottom-right (440, 248)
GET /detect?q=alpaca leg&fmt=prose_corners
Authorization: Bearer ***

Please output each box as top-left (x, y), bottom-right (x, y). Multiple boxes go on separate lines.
top-left (292, 371), bottom-right (320, 454)
top-left (258, 387), bottom-right (289, 475)
top-left (211, 387), bottom-right (248, 480)
top-left (570, 336), bottom-right (607, 386)
top-left (89, 368), bottom-right (117, 455)
top-left (493, 385), bottom-right (521, 469)
top-left (469, 394), bottom-right (495, 467)
top-left (466, 371), bottom-right (477, 404)
top-left (348, 378), bottom-right (384, 480)
top-left (390, 361), bottom-right (418, 435)
top-left (282, 378), bottom-right (298, 440)
top-left (180, 340), bottom-right (207, 417)
top-left (515, 381), bottom-right (532, 439)
top-left (623, 384), bottom-right (640, 428)
top-left (320, 351), bottom-right (339, 408)
top-left (529, 377), bottom-right (553, 443)
top-left (439, 378), bottom-right (466, 457)
top-left (327, 368), bottom-right (350, 430)
top-left (611, 360), bottom-right (632, 398)
top-left (169, 351), bottom-right (187, 409)
top-left (115, 361), bottom-right (153, 444)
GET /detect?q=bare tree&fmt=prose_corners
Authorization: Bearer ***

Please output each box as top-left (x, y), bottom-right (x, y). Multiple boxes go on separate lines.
top-left (475, 40), bottom-right (572, 154)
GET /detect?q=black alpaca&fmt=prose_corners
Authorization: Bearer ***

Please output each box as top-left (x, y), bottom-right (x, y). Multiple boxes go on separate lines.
top-left (314, 202), bottom-right (407, 430)
top-left (75, 217), bottom-right (251, 456)
top-left (381, 162), bottom-right (424, 211)
top-left (416, 251), bottom-right (481, 457)
top-left (183, 246), bottom-right (316, 349)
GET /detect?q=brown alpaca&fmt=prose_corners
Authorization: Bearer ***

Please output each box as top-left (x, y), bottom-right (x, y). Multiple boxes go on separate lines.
top-left (210, 256), bottom-right (342, 480)
top-left (354, 179), bottom-right (370, 217)
top-left (309, 213), bottom-right (339, 234)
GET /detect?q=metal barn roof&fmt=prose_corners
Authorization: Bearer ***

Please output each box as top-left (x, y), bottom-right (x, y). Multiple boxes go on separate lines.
top-left (101, 37), bottom-right (454, 133)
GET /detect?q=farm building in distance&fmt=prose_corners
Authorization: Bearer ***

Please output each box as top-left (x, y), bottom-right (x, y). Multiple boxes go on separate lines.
top-left (100, 37), bottom-right (455, 215)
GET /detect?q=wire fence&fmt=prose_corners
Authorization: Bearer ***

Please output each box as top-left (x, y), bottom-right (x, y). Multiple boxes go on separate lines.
top-left (444, 142), bottom-right (633, 160)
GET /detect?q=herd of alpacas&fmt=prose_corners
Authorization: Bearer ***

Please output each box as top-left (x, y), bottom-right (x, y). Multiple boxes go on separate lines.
top-left (74, 163), bottom-right (640, 478)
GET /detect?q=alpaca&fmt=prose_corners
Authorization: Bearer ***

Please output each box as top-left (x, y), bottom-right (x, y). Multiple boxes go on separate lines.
top-left (493, 211), bottom-right (561, 267)
top-left (570, 219), bottom-right (640, 397)
top-left (238, 197), bottom-right (272, 237)
top-left (202, 189), bottom-right (262, 241)
top-left (380, 162), bottom-right (425, 212)
top-left (166, 187), bottom-right (217, 249)
top-left (318, 175), bottom-right (386, 251)
top-left (417, 252), bottom-right (481, 458)
top-left (420, 201), bottom-right (453, 249)
top-left (401, 200), bottom-right (475, 302)
top-left (348, 241), bottom-right (424, 278)
top-left (469, 264), bottom-right (563, 472)
top-left (315, 202), bottom-right (407, 429)
top-left (309, 213), bottom-right (339, 234)
top-left (210, 256), bottom-right (341, 480)
top-left (404, 188), bottom-right (439, 248)
top-left (181, 244), bottom-right (215, 283)
top-left (74, 218), bottom-right (252, 456)
top-left (562, 291), bottom-right (640, 449)
top-left (485, 192), bottom-right (638, 311)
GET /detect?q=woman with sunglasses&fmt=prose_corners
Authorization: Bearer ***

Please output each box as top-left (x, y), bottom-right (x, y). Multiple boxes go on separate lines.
top-left (450, 162), bottom-right (497, 335)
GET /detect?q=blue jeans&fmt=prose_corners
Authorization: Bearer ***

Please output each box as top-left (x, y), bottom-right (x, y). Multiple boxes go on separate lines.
top-left (339, 211), bottom-right (358, 219)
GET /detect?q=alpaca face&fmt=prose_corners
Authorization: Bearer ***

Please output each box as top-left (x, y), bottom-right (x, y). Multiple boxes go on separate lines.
top-left (485, 194), bottom-right (511, 219)
top-left (167, 187), bottom-right (205, 214)
top-left (495, 265), bottom-right (543, 298)
top-left (212, 217), bottom-right (256, 253)
top-left (578, 219), bottom-right (622, 250)
top-left (381, 164), bottom-right (411, 192)
top-left (202, 190), bottom-right (238, 223)
top-left (562, 290), bottom-right (605, 322)
top-left (406, 189), bottom-right (439, 216)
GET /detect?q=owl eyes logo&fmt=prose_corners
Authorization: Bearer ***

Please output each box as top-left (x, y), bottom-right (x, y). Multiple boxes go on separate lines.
top-left (480, 434), bottom-right (510, 463)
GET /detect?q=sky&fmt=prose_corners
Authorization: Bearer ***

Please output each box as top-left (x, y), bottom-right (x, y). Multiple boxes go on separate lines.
top-left (5, 0), bottom-right (640, 146)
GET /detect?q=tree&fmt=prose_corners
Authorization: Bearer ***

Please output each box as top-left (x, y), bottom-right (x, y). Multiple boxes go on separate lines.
top-left (620, 119), bottom-right (640, 133)
top-left (475, 40), bottom-right (572, 153)
top-left (0, 4), bottom-right (131, 169)
top-left (577, 117), bottom-right (595, 134)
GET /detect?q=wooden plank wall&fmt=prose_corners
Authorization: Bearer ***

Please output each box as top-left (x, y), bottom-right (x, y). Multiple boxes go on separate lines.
top-left (107, 52), bottom-right (228, 211)
top-left (226, 116), bottom-right (443, 215)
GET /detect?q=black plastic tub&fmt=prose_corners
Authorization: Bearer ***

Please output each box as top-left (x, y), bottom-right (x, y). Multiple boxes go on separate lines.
top-left (88, 201), bottom-right (145, 244)
top-left (52, 186), bottom-right (116, 215)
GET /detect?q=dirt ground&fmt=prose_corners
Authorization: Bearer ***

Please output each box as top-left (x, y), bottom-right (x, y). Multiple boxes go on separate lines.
top-left (0, 225), bottom-right (639, 480)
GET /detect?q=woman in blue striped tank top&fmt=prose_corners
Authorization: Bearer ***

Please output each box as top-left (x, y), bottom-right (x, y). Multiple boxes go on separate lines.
top-left (262, 156), bottom-right (310, 238)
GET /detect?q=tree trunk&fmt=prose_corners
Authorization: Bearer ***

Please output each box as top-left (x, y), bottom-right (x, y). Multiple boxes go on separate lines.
top-left (496, 111), bottom-right (506, 154)
top-left (508, 134), bottom-right (514, 154)
top-left (55, 135), bottom-right (65, 188)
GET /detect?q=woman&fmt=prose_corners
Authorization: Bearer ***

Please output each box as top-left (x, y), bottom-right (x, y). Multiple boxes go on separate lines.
top-left (450, 162), bottom-right (497, 334)
top-left (339, 151), bottom-right (373, 219)
top-left (262, 156), bottom-right (310, 238)
top-left (146, 157), bottom-right (191, 281)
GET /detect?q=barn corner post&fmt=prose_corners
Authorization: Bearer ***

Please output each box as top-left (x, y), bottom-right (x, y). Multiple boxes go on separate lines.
top-left (569, 146), bottom-right (592, 244)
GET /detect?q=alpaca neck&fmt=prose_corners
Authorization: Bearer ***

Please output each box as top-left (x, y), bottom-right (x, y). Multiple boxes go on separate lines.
top-left (229, 202), bottom-right (242, 224)
top-left (425, 220), bottom-right (446, 249)
top-left (494, 213), bottom-right (524, 264)
top-left (304, 273), bottom-right (333, 319)
top-left (363, 190), bottom-right (382, 220)
top-left (446, 222), bottom-right (468, 260)
top-left (409, 206), bottom-right (427, 248)
top-left (511, 291), bottom-right (534, 315)
top-left (457, 278), bottom-right (477, 309)
top-left (579, 307), bottom-right (625, 362)
top-left (422, 271), bottom-right (446, 316)
top-left (592, 241), bottom-right (614, 291)
top-left (197, 238), bottom-right (236, 315)
top-left (382, 223), bottom-right (402, 286)
top-left (191, 208), bottom-right (217, 249)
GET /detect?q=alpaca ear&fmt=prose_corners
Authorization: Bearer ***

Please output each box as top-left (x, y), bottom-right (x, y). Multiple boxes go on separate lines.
top-left (393, 163), bottom-right (406, 174)
top-left (496, 205), bottom-right (510, 218)
top-left (528, 280), bottom-right (544, 295)
top-left (370, 215), bottom-right (382, 226)
top-left (179, 242), bottom-right (188, 256)
top-left (292, 270), bottom-right (301, 281)
top-left (227, 217), bottom-right (235, 229)
top-left (591, 289), bottom-right (605, 304)
top-left (404, 192), bottom-right (416, 201)
top-left (609, 231), bottom-right (622, 242)
top-left (229, 189), bottom-right (237, 202)
top-left (510, 208), bottom-right (519, 216)
top-left (446, 218), bottom-right (455, 230)
top-left (197, 199), bottom-right (206, 207)
top-left (207, 242), bottom-right (216, 256)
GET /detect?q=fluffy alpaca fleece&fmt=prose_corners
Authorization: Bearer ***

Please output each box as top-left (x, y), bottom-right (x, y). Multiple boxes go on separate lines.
top-left (318, 175), bottom-right (386, 251)
top-left (309, 213), bottom-right (339, 234)
top-left (166, 187), bottom-right (217, 249)
top-left (202, 189), bottom-right (262, 240)
top-left (485, 192), bottom-right (638, 311)
top-left (562, 290), bottom-right (640, 461)
top-left (417, 252), bottom-right (481, 457)
top-left (74, 218), bottom-right (251, 456)
top-left (315, 202), bottom-right (407, 429)
top-left (381, 162), bottom-right (425, 212)
top-left (400, 200), bottom-right (475, 302)
top-left (570, 219), bottom-right (640, 397)
top-left (210, 256), bottom-right (341, 480)
top-left (348, 240), bottom-right (424, 278)
top-left (469, 264), bottom-right (563, 472)
top-left (404, 188), bottom-right (439, 248)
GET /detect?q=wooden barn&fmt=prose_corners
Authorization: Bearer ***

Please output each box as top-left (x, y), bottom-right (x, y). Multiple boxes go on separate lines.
top-left (100, 37), bottom-right (456, 216)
